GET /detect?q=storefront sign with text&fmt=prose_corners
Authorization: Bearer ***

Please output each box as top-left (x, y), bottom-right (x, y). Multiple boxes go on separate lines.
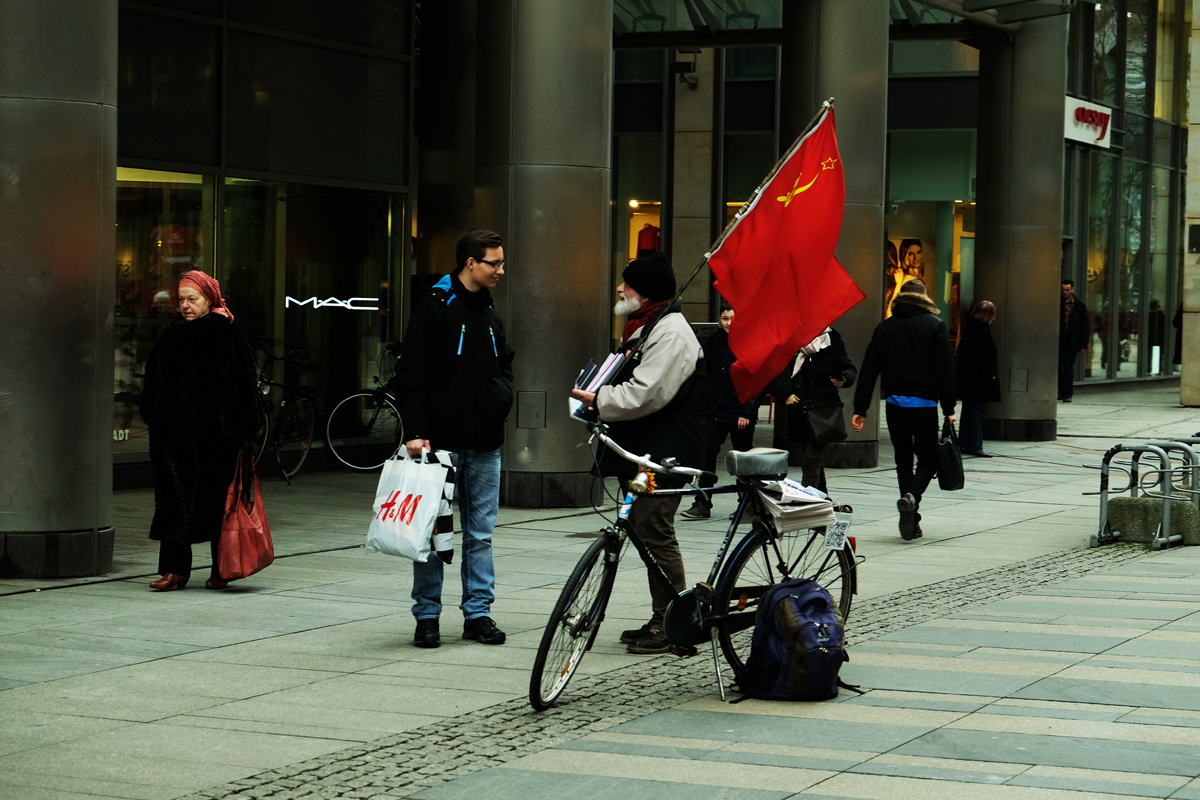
top-left (285, 297), bottom-right (380, 311)
top-left (1064, 98), bottom-right (1112, 148)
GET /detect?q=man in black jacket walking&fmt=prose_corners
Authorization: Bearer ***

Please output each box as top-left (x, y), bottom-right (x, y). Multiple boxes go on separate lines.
top-left (852, 280), bottom-right (956, 540)
top-left (1059, 278), bottom-right (1090, 402)
top-left (393, 229), bottom-right (515, 648)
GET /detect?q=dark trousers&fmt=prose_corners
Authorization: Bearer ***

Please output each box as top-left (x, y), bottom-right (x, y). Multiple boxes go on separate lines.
top-left (786, 405), bottom-right (828, 493)
top-left (158, 539), bottom-right (220, 580)
top-left (695, 418), bottom-right (756, 508)
top-left (960, 400), bottom-right (986, 453)
top-left (1058, 347), bottom-right (1078, 399)
top-left (885, 403), bottom-right (939, 505)
top-left (628, 493), bottom-right (685, 628)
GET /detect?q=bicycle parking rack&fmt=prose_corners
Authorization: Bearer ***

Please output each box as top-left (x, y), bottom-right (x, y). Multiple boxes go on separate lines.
top-left (1089, 443), bottom-right (1182, 550)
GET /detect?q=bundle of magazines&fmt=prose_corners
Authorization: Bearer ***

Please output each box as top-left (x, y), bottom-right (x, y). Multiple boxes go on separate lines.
top-left (568, 352), bottom-right (627, 423)
top-left (755, 478), bottom-right (837, 532)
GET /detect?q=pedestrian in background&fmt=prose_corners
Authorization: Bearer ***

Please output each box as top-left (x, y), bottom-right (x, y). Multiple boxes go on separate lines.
top-left (682, 301), bottom-right (758, 521)
top-left (1059, 278), bottom-right (1089, 402)
top-left (393, 229), bottom-right (515, 648)
top-left (771, 327), bottom-right (856, 495)
top-left (140, 270), bottom-right (259, 591)
top-left (852, 280), bottom-right (956, 541)
top-left (956, 300), bottom-right (1000, 458)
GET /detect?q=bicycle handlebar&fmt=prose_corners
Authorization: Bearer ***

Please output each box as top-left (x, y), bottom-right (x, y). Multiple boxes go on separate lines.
top-left (588, 421), bottom-right (715, 482)
top-left (253, 340), bottom-right (310, 363)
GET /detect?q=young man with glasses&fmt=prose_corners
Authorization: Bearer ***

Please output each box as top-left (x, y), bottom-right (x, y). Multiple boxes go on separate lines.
top-left (393, 229), bottom-right (514, 648)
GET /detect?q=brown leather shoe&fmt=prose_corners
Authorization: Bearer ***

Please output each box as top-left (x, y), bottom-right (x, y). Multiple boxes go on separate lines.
top-left (205, 577), bottom-right (229, 590)
top-left (149, 573), bottom-right (188, 591)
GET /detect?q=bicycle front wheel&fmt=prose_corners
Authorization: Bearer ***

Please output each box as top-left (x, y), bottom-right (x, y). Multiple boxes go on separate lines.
top-left (274, 396), bottom-right (315, 478)
top-left (714, 522), bottom-right (855, 676)
top-left (325, 391), bottom-right (404, 471)
top-left (530, 536), bottom-right (617, 711)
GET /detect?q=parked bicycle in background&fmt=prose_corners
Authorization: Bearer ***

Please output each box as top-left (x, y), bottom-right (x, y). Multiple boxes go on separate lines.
top-left (252, 340), bottom-right (317, 483)
top-left (325, 342), bottom-right (405, 471)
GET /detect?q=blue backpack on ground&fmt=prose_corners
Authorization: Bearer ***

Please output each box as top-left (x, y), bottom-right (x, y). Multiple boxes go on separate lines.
top-left (735, 577), bottom-right (851, 701)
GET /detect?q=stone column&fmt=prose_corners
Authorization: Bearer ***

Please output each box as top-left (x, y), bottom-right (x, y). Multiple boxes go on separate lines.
top-left (0, 0), bottom-right (117, 576)
top-left (416, 0), bottom-right (476, 282)
top-left (672, 48), bottom-right (715, 323)
top-left (975, 17), bottom-right (1068, 440)
top-left (1182, 0), bottom-right (1200, 406)
top-left (474, 0), bottom-right (613, 507)
top-left (780, 0), bottom-right (889, 468)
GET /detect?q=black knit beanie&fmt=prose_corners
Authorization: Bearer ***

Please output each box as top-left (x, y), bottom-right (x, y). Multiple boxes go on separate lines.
top-left (622, 252), bottom-right (675, 302)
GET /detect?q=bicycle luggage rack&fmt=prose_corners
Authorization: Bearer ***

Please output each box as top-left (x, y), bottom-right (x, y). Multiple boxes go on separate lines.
top-left (1088, 443), bottom-right (1183, 550)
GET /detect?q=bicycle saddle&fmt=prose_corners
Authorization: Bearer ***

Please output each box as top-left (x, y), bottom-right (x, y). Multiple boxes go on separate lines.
top-left (725, 447), bottom-right (788, 478)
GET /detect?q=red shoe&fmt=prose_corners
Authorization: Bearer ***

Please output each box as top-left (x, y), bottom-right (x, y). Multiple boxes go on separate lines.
top-left (204, 577), bottom-right (229, 590)
top-left (149, 573), bottom-right (188, 591)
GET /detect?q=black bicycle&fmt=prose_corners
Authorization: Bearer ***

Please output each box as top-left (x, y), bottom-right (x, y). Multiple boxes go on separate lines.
top-left (252, 340), bottom-right (318, 482)
top-left (324, 342), bottom-right (405, 471)
top-left (529, 422), bottom-right (858, 710)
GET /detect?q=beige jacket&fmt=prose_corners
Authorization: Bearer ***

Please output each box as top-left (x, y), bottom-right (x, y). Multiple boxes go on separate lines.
top-left (596, 312), bottom-right (703, 423)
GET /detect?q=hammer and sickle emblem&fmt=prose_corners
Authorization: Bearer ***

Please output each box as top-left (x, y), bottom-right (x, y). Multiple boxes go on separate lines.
top-left (776, 172), bottom-right (819, 207)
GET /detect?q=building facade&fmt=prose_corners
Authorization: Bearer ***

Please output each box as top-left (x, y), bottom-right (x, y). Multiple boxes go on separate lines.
top-left (2, 0), bottom-right (1194, 577)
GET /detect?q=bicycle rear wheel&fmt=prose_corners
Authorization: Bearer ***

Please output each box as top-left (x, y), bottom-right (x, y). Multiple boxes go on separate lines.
top-left (713, 521), bottom-right (855, 676)
top-left (530, 536), bottom-right (617, 711)
top-left (325, 391), bottom-right (404, 471)
top-left (274, 396), bottom-right (315, 478)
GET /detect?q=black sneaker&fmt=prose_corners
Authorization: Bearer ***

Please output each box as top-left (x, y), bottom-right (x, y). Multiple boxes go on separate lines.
top-left (463, 616), bottom-right (506, 645)
top-left (413, 618), bottom-right (440, 648)
top-left (626, 628), bottom-right (671, 655)
top-left (680, 502), bottom-right (710, 520)
top-left (620, 623), bottom-right (654, 645)
top-left (897, 493), bottom-right (918, 540)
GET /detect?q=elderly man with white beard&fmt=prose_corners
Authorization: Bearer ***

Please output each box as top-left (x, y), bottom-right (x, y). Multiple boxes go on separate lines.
top-left (572, 252), bottom-right (707, 655)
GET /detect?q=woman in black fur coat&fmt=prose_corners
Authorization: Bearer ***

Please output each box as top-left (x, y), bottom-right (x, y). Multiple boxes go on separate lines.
top-left (139, 270), bottom-right (259, 591)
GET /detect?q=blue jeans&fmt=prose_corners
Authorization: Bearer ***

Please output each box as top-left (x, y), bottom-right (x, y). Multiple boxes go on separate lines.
top-left (411, 448), bottom-right (501, 621)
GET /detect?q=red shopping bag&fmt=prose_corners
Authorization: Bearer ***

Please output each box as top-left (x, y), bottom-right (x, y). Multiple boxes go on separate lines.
top-left (219, 453), bottom-right (275, 580)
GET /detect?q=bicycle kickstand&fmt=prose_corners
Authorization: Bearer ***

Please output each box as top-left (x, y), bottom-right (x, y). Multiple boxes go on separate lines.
top-left (710, 626), bottom-right (726, 701)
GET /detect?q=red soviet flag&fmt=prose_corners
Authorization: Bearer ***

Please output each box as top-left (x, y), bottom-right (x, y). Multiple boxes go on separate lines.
top-left (708, 107), bottom-right (864, 403)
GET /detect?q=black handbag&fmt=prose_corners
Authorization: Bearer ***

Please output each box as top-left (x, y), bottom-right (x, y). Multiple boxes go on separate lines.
top-left (796, 379), bottom-right (846, 444)
top-left (937, 417), bottom-right (965, 491)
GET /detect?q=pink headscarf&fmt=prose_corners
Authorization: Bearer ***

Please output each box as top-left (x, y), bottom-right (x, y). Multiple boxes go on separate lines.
top-left (178, 270), bottom-right (234, 321)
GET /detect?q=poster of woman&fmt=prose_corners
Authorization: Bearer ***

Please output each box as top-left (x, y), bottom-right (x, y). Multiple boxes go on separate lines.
top-left (884, 238), bottom-right (933, 318)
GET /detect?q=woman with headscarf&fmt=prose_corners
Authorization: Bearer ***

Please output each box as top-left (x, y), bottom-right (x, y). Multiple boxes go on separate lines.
top-left (770, 327), bottom-right (857, 494)
top-left (139, 270), bottom-right (260, 591)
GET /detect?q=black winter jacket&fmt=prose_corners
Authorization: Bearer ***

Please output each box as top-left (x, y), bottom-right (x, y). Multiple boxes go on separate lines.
top-left (140, 314), bottom-right (259, 545)
top-left (393, 272), bottom-right (515, 452)
top-left (702, 327), bottom-right (760, 424)
top-left (956, 315), bottom-right (1001, 403)
top-left (770, 328), bottom-right (857, 407)
top-left (1060, 297), bottom-right (1090, 352)
top-left (853, 293), bottom-right (956, 417)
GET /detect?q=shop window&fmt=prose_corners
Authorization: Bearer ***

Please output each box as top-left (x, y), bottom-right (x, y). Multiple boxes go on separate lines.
top-left (117, 11), bottom-right (219, 165)
top-left (889, 40), bottom-right (979, 76)
top-left (1126, 4), bottom-right (1152, 115)
top-left (724, 80), bottom-right (775, 133)
top-left (614, 83), bottom-right (665, 134)
top-left (1091, 1), bottom-right (1119, 106)
top-left (724, 46), bottom-right (777, 80)
top-left (1155, 0), bottom-right (1182, 121)
top-left (1146, 166), bottom-right (1173, 375)
top-left (1153, 120), bottom-right (1175, 166)
top-left (724, 133), bottom-right (775, 206)
top-left (114, 169), bottom-right (217, 455)
top-left (1083, 153), bottom-right (1114, 380)
top-left (1116, 159), bottom-right (1147, 379)
top-left (136, 0), bottom-right (220, 14)
top-left (615, 49), bottom-right (665, 82)
top-left (230, 0), bottom-right (411, 54)
top-left (1123, 113), bottom-right (1150, 161)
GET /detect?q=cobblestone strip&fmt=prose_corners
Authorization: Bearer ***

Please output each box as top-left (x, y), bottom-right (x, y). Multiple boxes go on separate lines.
top-left (181, 543), bottom-right (1147, 800)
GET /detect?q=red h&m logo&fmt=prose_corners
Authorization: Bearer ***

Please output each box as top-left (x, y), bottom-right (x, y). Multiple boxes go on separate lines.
top-left (377, 492), bottom-right (422, 524)
top-left (1074, 107), bottom-right (1111, 142)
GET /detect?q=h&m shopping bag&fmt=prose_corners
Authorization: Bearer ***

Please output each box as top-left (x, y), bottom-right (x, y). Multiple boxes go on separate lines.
top-left (219, 453), bottom-right (275, 580)
top-left (366, 452), bottom-right (446, 561)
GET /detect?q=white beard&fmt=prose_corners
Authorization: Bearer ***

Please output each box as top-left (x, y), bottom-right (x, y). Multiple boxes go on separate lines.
top-left (614, 294), bottom-right (641, 316)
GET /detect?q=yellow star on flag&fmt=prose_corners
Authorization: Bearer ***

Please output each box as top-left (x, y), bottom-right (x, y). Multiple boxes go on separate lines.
top-left (821, 157), bottom-right (838, 170)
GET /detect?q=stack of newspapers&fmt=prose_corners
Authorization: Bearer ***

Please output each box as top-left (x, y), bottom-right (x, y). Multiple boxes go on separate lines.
top-left (568, 352), bottom-right (628, 423)
top-left (756, 478), bottom-right (837, 532)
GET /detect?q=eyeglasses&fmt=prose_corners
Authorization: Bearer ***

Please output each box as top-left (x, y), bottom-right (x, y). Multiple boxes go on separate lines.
top-left (477, 259), bottom-right (505, 268)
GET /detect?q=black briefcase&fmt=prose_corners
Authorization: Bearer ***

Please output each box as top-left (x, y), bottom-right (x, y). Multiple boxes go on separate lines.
top-left (937, 418), bottom-right (965, 491)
